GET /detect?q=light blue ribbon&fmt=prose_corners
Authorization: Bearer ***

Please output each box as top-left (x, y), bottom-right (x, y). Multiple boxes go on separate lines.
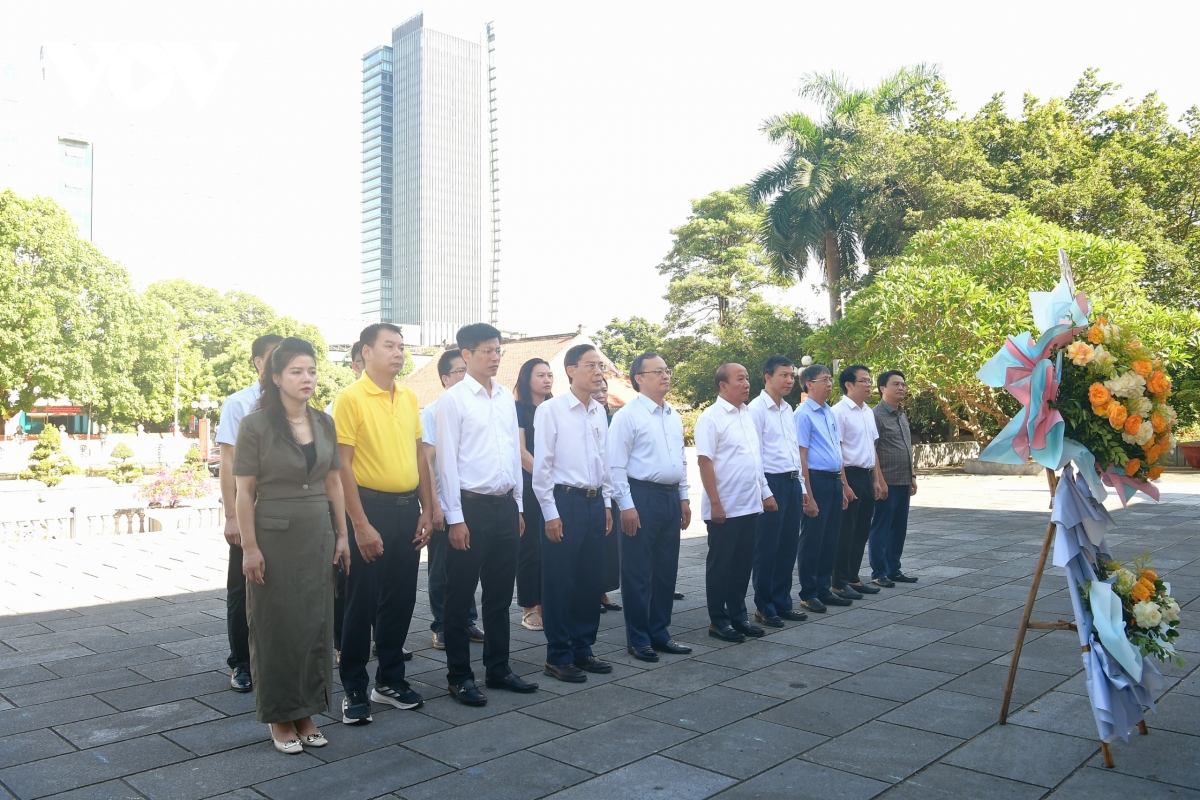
top-left (1088, 581), bottom-right (1143, 682)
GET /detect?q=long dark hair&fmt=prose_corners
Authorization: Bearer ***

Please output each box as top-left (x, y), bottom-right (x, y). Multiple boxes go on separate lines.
top-left (515, 358), bottom-right (552, 408)
top-left (257, 337), bottom-right (318, 443)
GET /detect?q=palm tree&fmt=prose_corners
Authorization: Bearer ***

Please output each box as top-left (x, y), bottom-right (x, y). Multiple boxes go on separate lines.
top-left (749, 65), bottom-right (940, 322)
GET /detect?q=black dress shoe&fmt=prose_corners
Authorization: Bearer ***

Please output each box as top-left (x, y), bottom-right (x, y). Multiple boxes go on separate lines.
top-left (543, 662), bottom-right (587, 683)
top-left (652, 640), bottom-right (693, 655)
top-left (850, 582), bottom-right (881, 594)
top-left (673, 592), bottom-right (685, 600)
top-left (732, 622), bottom-right (766, 638)
top-left (831, 585), bottom-right (863, 600)
top-left (779, 609), bottom-right (809, 621)
top-left (800, 598), bottom-right (827, 614)
top-left (820, 593), bottom-right (853, 607)
top-left (870, 577), bottom-right (896, 588)
top-left (448, 679), bottom-right (488, 706)
top-left (601, 601), bottom-right (622, 612)
top-left (485, 673), bottom-right (539, 693)
top-left (574, 656), bottom-right (613, 674)
top-left (230, 666), bottom-right (252, 693)
top-left (628, 645), bottom-right (659, 662)
top-left (708, 624), bottom-right (746, 643)
top-left (890, 572), bottom-right (918, 583)
top-left (754, 610), bottom-right (785, 628)
top-left (402, 647), bottom-right (414, 661)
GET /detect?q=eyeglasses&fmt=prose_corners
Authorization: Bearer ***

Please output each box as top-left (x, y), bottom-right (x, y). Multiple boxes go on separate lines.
top-left (470, 347), bottom-right (505, 358)
top-left (637, 368), bottom-right (672, 378)
top-left (854, 378), bottom-right (872, 385)
top-left (809, 376), bottom-right (833, 385)
top-left (575, 361), bottom-right (605, 372)
top-left (448, 368), bottom-right (467, 376)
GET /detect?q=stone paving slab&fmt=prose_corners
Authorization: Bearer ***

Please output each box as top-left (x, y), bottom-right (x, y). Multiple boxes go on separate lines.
top-left (0, 472), bottom-right (1197, 799)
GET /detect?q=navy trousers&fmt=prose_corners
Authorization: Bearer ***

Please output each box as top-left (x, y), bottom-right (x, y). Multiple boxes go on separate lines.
top-left (541, 489), bottom-right (606, 666)
top-left (517, 473), bottom-right (543, 608)
top-left (869, 485), bottom-right (912, 580)
top-left (339, 494), bottom-right (420, 694)
top-left (619, 483), bottom-right (682, 649)
top-left (427, 527), bottom-right (478, 635)
top-left (225, 543), bottom-right (250, 671)
top-left (834, 466), bottom-right (876, 588)
top-left (752, 473), bottom-right (803, 618)
top-left (797, 472), bottom-right (843, 602)
top-left (705, 513), bottom-right (758, 629)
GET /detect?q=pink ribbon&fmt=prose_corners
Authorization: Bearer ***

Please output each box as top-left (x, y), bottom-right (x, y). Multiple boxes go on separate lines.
top-left (1101, 467), bottom-right (1161, 507)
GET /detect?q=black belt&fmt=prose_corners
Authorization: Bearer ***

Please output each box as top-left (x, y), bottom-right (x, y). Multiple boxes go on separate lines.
top-left (628, 478), bottom-right (678, 493)
top-left (555, 484), bottom-right (601, 498)
top-left (462, 489), bottom-right (514, 505)
top-left (766, 471), bottom-right (801, 480)
top-left (358, 487), bottom-right (418, 505)
top-left (809, 469), bottom-right (842, 480)
top-left (844, 465), bottom-right (873, 474)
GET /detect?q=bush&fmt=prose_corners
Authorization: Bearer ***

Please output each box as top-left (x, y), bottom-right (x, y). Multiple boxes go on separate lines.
top-left (18, 427), bottom-right (81, 487)
top-left (108, 442), bottom-right (142, 484)
top-left (138, 465), bottom-right (210, 508)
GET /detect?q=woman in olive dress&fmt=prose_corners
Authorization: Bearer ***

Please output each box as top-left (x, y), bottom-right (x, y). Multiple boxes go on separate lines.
top-left (234, 337), bottom-right (350, 754)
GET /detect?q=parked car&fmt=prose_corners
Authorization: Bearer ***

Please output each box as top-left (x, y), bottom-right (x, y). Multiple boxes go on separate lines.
top-left (208, 445), bottom-right (221, 477)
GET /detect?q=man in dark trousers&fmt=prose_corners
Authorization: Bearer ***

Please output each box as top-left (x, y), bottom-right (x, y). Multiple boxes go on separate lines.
top-left (831, 365), bottom-right (886, 599)
top-left (609, 352), bottom-right (693, 662)
top-left (436, 323), bottom-right (538, 705)
top-left (868, 370), bottom-right (919, 588)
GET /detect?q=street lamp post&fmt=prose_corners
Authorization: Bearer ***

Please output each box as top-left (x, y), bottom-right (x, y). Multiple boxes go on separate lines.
top-left (191, 394), bottom-right (217, 437)
top-left (173, 355), bottom-right (182, 438)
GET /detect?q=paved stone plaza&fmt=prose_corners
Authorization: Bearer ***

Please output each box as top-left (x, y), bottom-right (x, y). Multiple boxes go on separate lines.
top-left (1, 473), bottom-right (1197, 799)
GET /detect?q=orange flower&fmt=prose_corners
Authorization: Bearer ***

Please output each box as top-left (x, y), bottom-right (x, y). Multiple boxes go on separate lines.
top-left (1125, 458), bottom-right (1141, 477)
top-left (1130, 341), bottom-right (1142, 349)
top-left (1087, 325), bottom-right (1105, 344)
top-left (1088, 383), bottom-right (1112, 406)
top-left (1108, 403), bottom-right (1128, 429)
top-left (1123, 415), bottom-right (1143, 436)
top-left (1132, 360), bottom-right (1152, 377)
top-left (1131, 581), bottom-right (1152, 602)
top-left (1140, 569), bottom-right (1158, 582)
top-left (1147, 370), bottom-right (1171, 396)
top-left (1151, 412), bottom-right (1167, 434)
top-left (1092, 402), bottom-right (1112, 417)
top-left (1149, 465), bottom-right (1164, 480)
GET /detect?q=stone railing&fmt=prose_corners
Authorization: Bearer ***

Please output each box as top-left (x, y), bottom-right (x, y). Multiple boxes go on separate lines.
top-left (1, 503), bottom-right (222, 541)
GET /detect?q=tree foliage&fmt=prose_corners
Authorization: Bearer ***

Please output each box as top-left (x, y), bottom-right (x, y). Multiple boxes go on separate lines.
top-left (19, 425), bottom-right (81, 486)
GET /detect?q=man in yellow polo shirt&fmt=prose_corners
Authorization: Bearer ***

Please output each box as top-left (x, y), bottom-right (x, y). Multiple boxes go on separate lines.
top-left (334, 322), bottom-right (434, 725)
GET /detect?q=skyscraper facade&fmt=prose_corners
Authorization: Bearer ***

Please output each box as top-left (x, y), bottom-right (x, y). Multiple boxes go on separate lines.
top-left (362, 13), bottom-right (485, 345)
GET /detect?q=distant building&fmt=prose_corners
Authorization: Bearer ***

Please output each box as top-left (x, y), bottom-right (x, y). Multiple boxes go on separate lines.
top-left (361, 13), bottom-right (496, 346)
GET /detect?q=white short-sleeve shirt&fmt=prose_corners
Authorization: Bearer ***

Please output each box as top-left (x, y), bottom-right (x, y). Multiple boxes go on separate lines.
top-left (832, 396), bottom-right (879, 469)
top-left (216, 383), bottom-right (262, 447)
top-left (694, 396), bottom-right (771, 520)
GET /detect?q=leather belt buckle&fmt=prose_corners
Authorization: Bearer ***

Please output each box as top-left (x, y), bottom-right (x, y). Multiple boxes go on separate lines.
top-left (585, 488), bottom-right (599, 498)
top-left (787, 470), bottom-right (800, 480)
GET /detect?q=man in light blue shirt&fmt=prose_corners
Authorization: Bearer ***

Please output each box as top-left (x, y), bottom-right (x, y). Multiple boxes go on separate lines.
top-left (794, 363), bottom-right (853, 614)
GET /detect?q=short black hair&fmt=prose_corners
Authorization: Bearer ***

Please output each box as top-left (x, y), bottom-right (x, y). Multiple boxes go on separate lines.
top-left (762, 355), bottom-right (794, 378)
top-left (251, 334), bottom-right (284, 360)
top-left (877, 369), bottom-right (906, 393)
top-left (839, 364), bottom-right (870, 393)
top-left (456, 323), bottom-right (502, 351)
top-left (359, 322), bottom-right (403, 348)
top-left (714, 363), bottom-right (741, 391)
top-left (437, 349), bottom-right (463, 378)
top-left (630, 351), bottom-right (663, 393)
top-left (349, 341), bottom-right (363, 363)
top-left (564, 343), bottom-right (598, 384)
top-left (799, 363), bottom-right (831, 390)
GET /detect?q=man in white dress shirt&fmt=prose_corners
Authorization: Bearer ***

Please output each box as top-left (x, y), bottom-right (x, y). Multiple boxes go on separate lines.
top-left (609, 352), bottom-right (694, 663)
top-left (436, 324), bottom-right (538, 705)
top-left (748, 356), bottom-right (811, 629)
top-left (831, 365), bottom-right (886, 600)
top-left (695, 364), bottom-right (777, 643)
top-left (216, 333), bottom-right (282, 693)
top-left (533, 343), bottom-right (615, 682)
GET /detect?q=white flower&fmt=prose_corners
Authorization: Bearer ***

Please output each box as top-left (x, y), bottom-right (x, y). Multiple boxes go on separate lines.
top-left (1121, 418), bottom-right (1154, 446)
top-left (1114, 569), bottom-right (1138, 595)
top-left (1133, 600), bottom-right (1163, 629)
top-left (1105, 371), bottom-right (1147, 399)
top-left (1091, 345), bottom-right (1118, 375)
top-left (1127, 395), bottom-right (1152, 417)
top-left (1162, 599), bottom-right (1181, 624)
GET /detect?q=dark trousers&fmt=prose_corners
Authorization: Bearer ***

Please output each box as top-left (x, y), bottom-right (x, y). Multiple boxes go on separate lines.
top-left (834, 466), bottom-right (876, 588)
top-left (339, 493), bottom-right (420, 694)
top-left (797, 472), bottom-right (844, 601)
top-left (444, 493), bottom-right (520, 685)
top-left (752, 473), bottom-right (802, 618)
top-left (427, 528), bottom-right (478, 634)
top-left (542, 489), bottom-right (606, 666)
top-left (705, 513), bottom-right (758, 629)
top-left (869, 485), bottom-right (912, 580)
top-left (225, 543), bottom-right (250, 671)
top-left (334, 568), bottom-right (346, 649)
top-left (619, 483), bottom-right (681, 649)
top-left (517, 475), bottom-right (542, 608)
top-left (603, 501), bottom-right (621, 594)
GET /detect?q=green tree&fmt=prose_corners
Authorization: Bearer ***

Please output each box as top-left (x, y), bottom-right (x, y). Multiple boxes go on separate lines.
top-left (108, 442), bottom-right (142, 484)
top-left (594, 317), bottom-right (666, 373)
top-left (750, 65), bottom-right (941, 323)
top-left (19, 425), bottom-right (81, 487)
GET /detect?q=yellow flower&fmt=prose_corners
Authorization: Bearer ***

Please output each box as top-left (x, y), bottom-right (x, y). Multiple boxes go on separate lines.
top-left (1088, 325), bottom-right (1105, 344)
top-left (1132, 360), bottom-right (1152, 377)
top-left (1066, 341), bottom-right (1095, 367)
top-left (1108, 403), bottom-right (1128, 429)
top-left (1123, 414), bottom-right (1143, 436)
top-left (1092, 402), bottom-right (1112, 417)
top-left (1140, 569), bottom-right (1158, 582)
top-left (1088, 383), bottom-right (1112, 406)
top-left (1149, 465), bottom-right (1164, 480)
top-left (1130, 581), bottom-right (1152, 603)
top-left (1125, 458), bottom-right (1141, 477)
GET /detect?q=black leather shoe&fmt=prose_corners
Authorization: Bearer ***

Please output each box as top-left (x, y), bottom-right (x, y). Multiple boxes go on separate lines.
top-left (850, 582), bottom-right (880, 594)
top-left (448, 679), bottom-right (488, 706)
top-left (820, 593), bottom-right (853, 607)
top-left (890, 572), bottom-right (918, 583)
top-left (754, 610), bottom-right (785, 628)
top-left (574, 656), bottom-right (613, 674)
top-left (543, 662), bottom-right (587, 683)
top-left (673, 592), bottom-right (685, 600)
top-left (628, 645), bottom-right (659, 662)
top-left (402, 647), bottom-right (414, 661)
top-left (651, 640), bottom-right (693, 655)
top-left (870, 577), bottom-right (896, 588)
top-left (485, 673), bottom-right (539, 693)
top-left (230, 666), bottom-right (252, 693)
top-left (800, 598), bottom-right (827, 614)
top-left (779, 609), bottom-right (809, 621)
top-left (831, 585), bottom-right (863, 600)
top-left (732, 622), bottom-right (766, 638)
top-left (708, 625), bottom-right (746, 643)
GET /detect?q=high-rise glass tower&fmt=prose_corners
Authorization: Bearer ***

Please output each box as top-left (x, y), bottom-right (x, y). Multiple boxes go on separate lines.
top-left (362, 13), bottom-right (486, 345)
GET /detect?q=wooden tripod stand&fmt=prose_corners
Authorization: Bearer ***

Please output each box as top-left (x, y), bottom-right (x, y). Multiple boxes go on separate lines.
top-left (996, 468), bottom-right (1147, 767)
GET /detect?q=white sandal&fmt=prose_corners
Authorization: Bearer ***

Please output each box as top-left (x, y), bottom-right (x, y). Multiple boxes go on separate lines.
top-left (272, 737), bottom-right (303, 754)
top-left (302, 731), bottom-right (328, 747)
top-left (521, 610), bottom-right (543, 631)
